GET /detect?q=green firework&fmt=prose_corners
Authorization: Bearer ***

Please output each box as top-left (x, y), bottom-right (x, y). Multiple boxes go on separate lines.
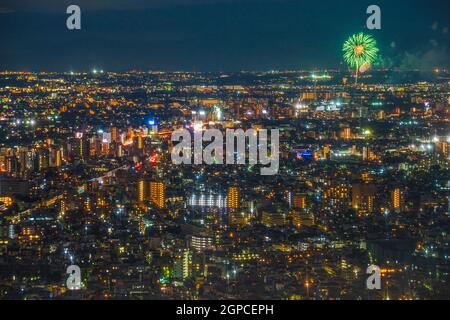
top-left (343, 33), bottom-right (379, 83)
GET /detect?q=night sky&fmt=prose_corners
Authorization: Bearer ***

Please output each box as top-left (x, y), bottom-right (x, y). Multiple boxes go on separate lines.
top-left (0, 0), bottom-right (449, 71)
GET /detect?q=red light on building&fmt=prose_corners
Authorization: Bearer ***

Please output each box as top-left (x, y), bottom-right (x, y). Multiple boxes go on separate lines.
top-left (149, 154), bottom-right (158, 166)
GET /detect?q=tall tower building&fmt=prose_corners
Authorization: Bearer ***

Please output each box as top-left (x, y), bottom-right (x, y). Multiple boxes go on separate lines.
top-left (0, 156), bottom-right (6, 172)
top-left (173, 248), bottom-right (191, 281)
top-left (149, 181), bottom-right (165, 209)
top-left (137, 135), bottom-right (143, 150)
top-left (137, 179), bottom-right (146, 203)
top-left (38, 150), bottom-right (49, 170)
top-left (362, 147), bottom-right (369, 161)
top-left (391, 188), bottom-right (404, 212)
top-left (227, 186), bottom-right (239, 210)
top-left (79, 138), bottom-right (89, 161)
top-left (70, 136), bottom-right (89, 162)
top-left (56, 148), bottom-right (62, 167)
top-left (60, 191), bottom-right (67, 216)
top-left (111, 127), bottom-right (119, 143)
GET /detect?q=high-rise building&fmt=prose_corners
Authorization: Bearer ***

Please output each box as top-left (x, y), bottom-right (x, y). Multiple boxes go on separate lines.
top-left (188, 193), bottom-right (226, 208)
top-left (38, 149), bottom-right (49, 170)
top-left (288, 210), bottom-right (302, 229)
top-left (149, 181), bottom-right (165, 209)
top-left (261, 209), bottom-right (286, 227)
top-left (111, 127), bottom-right (119, 143)
top-left (227, 186), bottom-right (239, 209)
top-left (293, 193), bottom-right (307, 210)
top-left (322, 182), bottom-right (351, 208)
top-left (137, 135), bottom-right (143, 150)
top-left (436, 141), bottom-right (449, 158)
top-left (230, 211), bottom-right (251, 227)
top-left (352, 182), bottom-right (377, 214)
top-left (362, 147), bottom-right (369, 161)
top-left (49, 148), bottom-right (62, 168)
top-left (83, 196), bottom-right (92, 213)
top-left (288, 210), bottom-right (314, 229)
top-left (70, 136), bottom-right (89, 161)
top-left (18, 150), bottom-right (28, 174)
top-left (0, 156), bottom-right (6, 172)
top-left (323, 145), bottom-right (332, 160)
top-left (342, 128), bottom-right (352, 140)
top-left (137, 179), bottom-right (146, 203)
top-left (391, 188), bottom-right (405, 212)
top-left (60, 198), bottom-right (67, 216)
top-left (189, 235), bottom-right (213, 252)
top-left (173, 248), bottom-right (191, 281)
top-left (101, 140), bottom-right (109, 156)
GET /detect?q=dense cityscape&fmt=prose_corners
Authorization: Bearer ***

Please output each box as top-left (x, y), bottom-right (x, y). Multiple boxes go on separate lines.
top-left (0, 68), bottom-right (448, 300)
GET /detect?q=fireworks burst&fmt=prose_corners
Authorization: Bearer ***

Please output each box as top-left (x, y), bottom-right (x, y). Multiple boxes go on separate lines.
top-left (343, 33), bottom-right (379, 84)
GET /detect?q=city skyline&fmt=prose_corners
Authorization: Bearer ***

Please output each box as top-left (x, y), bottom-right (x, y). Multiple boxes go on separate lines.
top-left (0, 68), bottom-right (448, 300)
top-left (0, 0), bottom-right (448, 304)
